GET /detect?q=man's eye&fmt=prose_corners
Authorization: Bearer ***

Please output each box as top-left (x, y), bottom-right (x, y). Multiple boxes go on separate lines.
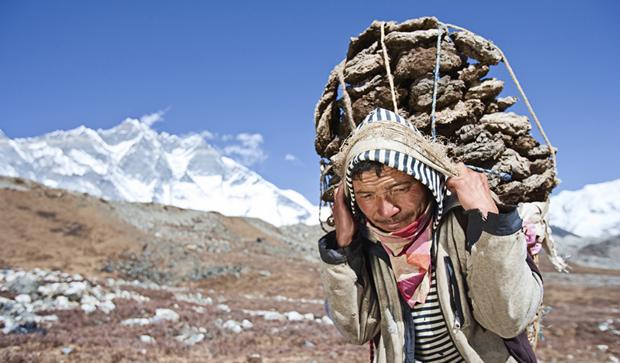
top-left (392, 186), bottom-right (409, 194)
top-left (358, 194), bottom-right (374, 200)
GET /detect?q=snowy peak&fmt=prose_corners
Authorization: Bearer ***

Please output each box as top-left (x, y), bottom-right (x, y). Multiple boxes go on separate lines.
top-left (0, 119), bottom-right (318, 226)
top-left (550, 178), bottom-right (620, 238)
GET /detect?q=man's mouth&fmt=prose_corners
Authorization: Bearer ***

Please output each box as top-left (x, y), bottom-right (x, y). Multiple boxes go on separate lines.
top-left (380, 219), bottom-right (403, 228)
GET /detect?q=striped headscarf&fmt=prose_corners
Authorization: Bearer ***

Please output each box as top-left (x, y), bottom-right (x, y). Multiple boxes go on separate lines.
top-left (343, 108), bottom-right (449, 229)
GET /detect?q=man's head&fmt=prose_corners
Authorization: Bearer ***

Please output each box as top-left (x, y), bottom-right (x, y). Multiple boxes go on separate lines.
top-left (337, 108), bottom-right (453, 231)
top-left (351, 161), bottom-right (432, 232)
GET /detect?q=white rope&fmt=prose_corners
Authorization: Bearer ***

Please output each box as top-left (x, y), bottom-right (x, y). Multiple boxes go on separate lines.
top-left (444, 23), bottom-right (557, 175)
top-left (430, 25), bottom-right (446, 141)
top-left (336, 60), bottom-right (357, 133)
top-left (497, 48), bottom-right (558, 175)
top-left (380, 22), bottom-right (399, 114)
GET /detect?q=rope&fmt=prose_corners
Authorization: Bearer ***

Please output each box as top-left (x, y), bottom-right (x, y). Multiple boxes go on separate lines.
top-left (498, 48), bottom-right (558, 175)
top-left (430, 25), bottom-right (445, 142)
top-left (380, 22), bottom-right (399, 114)
top-left (444, 23), bottom-right (554, 354)
top-left (444, 22), bottom-right (557, 176)
top-left (318, 160), bottom-right (333, 232)
top-left (465, 164), bottom-right (512, 182)
top-left (336, 60), bottom-right (357, 133)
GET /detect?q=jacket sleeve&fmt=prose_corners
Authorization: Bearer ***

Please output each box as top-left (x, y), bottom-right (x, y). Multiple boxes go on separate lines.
top-left (463, 206), bottom-right (544, 339)
top-left (318, 230), bottom-right (381, 344)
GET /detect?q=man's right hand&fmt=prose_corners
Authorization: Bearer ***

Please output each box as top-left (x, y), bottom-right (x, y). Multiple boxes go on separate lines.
top-left (333, 183), bottom-right (357, 248)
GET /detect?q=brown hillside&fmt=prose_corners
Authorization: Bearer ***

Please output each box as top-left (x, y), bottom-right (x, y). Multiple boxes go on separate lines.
top-left (0, 177), bottom-right (619, 362)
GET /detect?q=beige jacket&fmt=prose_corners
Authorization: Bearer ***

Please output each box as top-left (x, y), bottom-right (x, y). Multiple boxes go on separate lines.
top-left (318, 202), bottom-right (543, 363)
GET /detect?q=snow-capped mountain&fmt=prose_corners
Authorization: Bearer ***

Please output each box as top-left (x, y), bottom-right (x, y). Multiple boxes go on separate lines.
top-left (550, 178), bottom-right (620, 238)
top-left (0, 119), bottom-right (318, 226)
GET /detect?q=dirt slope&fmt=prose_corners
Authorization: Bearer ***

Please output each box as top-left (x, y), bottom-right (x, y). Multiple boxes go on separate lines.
top-left (1, 176), bottom-right (619, 362)
top-left (0, 177), bottom-right (143, 276)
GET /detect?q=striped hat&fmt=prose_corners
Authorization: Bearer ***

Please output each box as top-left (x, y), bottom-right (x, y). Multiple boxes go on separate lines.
top-left (344, 108), bottom-right (449, 229)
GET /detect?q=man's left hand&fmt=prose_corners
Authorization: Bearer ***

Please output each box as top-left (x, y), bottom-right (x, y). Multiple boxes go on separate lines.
top-left (446, 163), bottom-right (499, 218)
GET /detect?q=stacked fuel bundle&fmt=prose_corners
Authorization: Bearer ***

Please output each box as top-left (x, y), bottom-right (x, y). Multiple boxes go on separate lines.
top-left (314, 17), bottom-right (558, 205)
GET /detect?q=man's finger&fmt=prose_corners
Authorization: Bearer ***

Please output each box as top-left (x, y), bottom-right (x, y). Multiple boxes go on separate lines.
top-left (445, 176), bottom-right (461, 192)
top-left (455, 162), bottom-right (468, 176)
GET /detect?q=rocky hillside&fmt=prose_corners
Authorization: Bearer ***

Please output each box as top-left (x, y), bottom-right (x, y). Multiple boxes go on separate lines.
top-left (1, 176), bottom-right (619, 362)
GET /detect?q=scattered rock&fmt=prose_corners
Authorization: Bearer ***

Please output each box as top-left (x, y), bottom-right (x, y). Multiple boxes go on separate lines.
top-left (175, 292), bottom-right (213, 306)
top-left (81, 303), bottom-right (96, 314)
top-left (223, 319), bottom-right (242, 334)
top-left (121, 318), bottom-right (151, 326)
top-left (175, 325), bottom-right (207, 346)
top-left (241, 319), bottom-right (253, 329)
top-left (140, 335), bottom-right (156, 344)
top-left (284, 311), bottom-right (304, 321)
top-left (61, 346), bottom-right (74, 355)
top-left (14, 294), bottom-right (31, 304)
top-left (264, 311), bottom-right (285, 321)
top-left (6, 273), bottom-right (39, 295)
top-left (0, 268), bottom-right (156, 334)
top-left (151, 308), bottom-right (179, 323)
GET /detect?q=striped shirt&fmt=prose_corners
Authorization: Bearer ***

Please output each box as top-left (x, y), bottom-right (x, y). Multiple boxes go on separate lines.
top-left (411, 272), bottom-right (464, 363)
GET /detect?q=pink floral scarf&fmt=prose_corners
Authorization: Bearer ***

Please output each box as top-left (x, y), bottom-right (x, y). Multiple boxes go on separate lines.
top-left (366, 208), bottom-right (433, 308)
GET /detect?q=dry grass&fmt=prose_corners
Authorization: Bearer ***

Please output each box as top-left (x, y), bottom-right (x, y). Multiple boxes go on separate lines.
top-left (1, 178), bottom-right (618, 362)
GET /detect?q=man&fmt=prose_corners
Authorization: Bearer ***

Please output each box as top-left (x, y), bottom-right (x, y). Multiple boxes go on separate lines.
top-left (318, 108), bottom-right (543, 363)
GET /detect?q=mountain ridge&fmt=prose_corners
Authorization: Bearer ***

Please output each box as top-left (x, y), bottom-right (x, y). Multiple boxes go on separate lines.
top-left (550, 178), bottom-right (620, 238)
top-left (0, 118), bottom-right (318, 226)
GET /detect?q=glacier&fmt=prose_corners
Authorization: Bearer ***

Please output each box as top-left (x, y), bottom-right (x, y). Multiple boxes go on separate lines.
top-left (550, 178), bottom-right (620, 238)
top-left (0, 119), bottom-right (319, 226)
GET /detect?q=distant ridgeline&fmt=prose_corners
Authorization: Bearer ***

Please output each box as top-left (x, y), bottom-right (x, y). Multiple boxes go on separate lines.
top-left (0, 121), bottom-right (318, 226)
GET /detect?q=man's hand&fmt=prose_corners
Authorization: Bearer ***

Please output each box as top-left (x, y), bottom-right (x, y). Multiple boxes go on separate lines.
top-left (446, 163), bottom-right (499, 218)
top-left (333, 183), bottom-right (357, 248)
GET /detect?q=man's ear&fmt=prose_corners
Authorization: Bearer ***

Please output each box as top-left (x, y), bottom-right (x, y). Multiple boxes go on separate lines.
top-left (352, 203), bottom-right (366, 224)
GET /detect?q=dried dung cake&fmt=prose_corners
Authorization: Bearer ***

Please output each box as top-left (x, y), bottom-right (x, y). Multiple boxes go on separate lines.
top-left (314, 17), bottom-right (557, 205)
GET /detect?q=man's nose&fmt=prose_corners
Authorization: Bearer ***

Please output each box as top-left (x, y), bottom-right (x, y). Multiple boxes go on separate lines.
top-left (377, 196), bottom-right (399, 218)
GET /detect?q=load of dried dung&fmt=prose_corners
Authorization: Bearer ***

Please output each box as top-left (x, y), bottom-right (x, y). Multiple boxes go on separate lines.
top-left (314, 17), bottom-right (558, 205)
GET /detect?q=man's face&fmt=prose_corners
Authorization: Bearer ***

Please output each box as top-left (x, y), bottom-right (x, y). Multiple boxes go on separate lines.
top-left (353, 166), bottom-right (431, 232)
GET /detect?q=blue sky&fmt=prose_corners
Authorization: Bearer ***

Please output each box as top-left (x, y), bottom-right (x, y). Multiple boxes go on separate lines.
top-left (0, 0), bottom-right (618, 203)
